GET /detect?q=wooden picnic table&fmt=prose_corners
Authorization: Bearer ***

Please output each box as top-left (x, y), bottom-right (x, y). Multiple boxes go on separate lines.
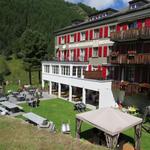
top-left (23, 112), bottom-right (50, 128)
top-left (0, 101), bottom-right (23, 113)
top-left (0, 97), bottom-right (8, 102)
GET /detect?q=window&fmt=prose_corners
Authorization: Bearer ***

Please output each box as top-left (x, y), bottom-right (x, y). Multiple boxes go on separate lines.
top-left (127, 67), bottom-right (135, 82)
top-left (70, 34), bottom-right (74, 43)
top-left (44, 65), bottom-right (50, 73)
top-left (94, 29), bottom-right (99, 39)
top-left (70, 50), bottom-right (74, 61)
top-left (80, 49), bottom-right (85, 61)
top-left (128, 22), bottom-right (137, 29)
top-left (130, 4), bottom-right (137, 9)
top-left (93, 47), bottom-right (98, 57)
top-left (109, 25), bottom-right (116, 33)
top-left (81, 32), bottom-right (86, 41)
top-left (52, 65), bottom-right (59, 74)
top-left (73, 66), bottom-right (76, 76)
top-left (61, 66), bottom-right (70, 76)
top-left (61, 36), bottom-right (65, 44)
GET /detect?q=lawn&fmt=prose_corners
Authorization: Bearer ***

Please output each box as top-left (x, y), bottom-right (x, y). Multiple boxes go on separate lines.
top-left (0, 116), bottom-right (107, 150)
top-left (20, 98), bottom-right (92, 136)
top-left (20, 99), bottom-right (150, 150)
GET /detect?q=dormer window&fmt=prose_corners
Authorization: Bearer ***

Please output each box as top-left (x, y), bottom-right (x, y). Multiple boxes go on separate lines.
top-left (129, 0), bottom-right (149, 10)
top-left (130, 3), bottom-right (137, 9)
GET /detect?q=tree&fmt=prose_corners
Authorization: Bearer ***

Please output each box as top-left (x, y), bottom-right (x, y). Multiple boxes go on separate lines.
top-left (0, 58), bottom-right (11, 94)
top-left (20, 29), bottom-right (48, 85)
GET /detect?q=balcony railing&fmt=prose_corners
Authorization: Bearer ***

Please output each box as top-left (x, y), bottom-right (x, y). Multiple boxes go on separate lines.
top-left (83, 70), bottom-right (102, 80)
top-left (112, 81), bottom-right (150, 96)
top-left (110, 53), bottom-right (150, 64)
top-left (110, 27), bottom-right (150, 41)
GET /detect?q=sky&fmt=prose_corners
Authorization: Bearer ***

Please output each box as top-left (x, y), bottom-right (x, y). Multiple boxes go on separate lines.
top-left (64, 0), bottom-right (131, 10)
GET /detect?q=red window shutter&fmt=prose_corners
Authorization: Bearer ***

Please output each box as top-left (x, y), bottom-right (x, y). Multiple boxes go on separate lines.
top-left (99, 27), bottom-right (103, 38)
top-left (102, 67), bottom-right (107, 80)
top-left (64, 50), bottom-right (67, 60)
top-left (85, 30), bottom-right (89, 40)
top-left (116, 25), bottom-right (121, 32)
top-left (58, 50), bottom-right (61, 61)
top-left (67, 49), bottom-right (70, 61)
top-left (74, 48), bottom-right (77, 61)
top-left (58, 36), bottom-right (61, 45)
top-left (137, 20), bottom-right (142, 29)
top-left (97, 65), bottom-right (101, 71)
top-left (90, 30), bottom-right (93, 40)
top-left (88, 64), bottom-right (92, 71)
top-left (64, 35), bottom-right (67, 43)
top-left (74, 33), bottom-right (77, 42)
top-left (67, 35), bottom-right (70, 43)
top-left (145, 18), bottom-right (150, 27)
top-left (84, 48), bottom-right (88, 62)
top-left (77, 32), bottom-right (80, 42)
top-left (98, 47), bottom-right (102, 57)
top-left (104, 26), bottom-right (108, 38)
top-left (89, 48), bottom-right (93, 58)
top-left (77, 48), bottom-right (80, 61)
top-left (122, 24), bottom-right (128, 31)
top-left (103, 46), bottom-right (108, 57)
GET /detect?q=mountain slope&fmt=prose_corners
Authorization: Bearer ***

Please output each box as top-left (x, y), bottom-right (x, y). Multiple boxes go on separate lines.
top-left (0, 0), bottom-right (97, 56)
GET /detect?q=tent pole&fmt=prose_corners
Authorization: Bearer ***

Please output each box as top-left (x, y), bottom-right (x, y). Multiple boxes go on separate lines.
top-left (105, 133), bottom-right (119, 149)
top-left (134, 123), bottom-right (142, 150)
top-left (76, 118), bottom-right (82, 139)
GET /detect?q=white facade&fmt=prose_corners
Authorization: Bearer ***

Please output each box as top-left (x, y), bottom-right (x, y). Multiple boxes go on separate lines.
top-left (42, 61), bottom-right (117, 109)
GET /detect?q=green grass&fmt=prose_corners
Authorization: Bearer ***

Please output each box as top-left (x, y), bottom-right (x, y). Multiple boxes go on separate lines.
top-left (0, 116), bottom-right (107, 150)
top-left (20, 99), bottom-right (150, 150)
top-left (20, 99), bottom-right (92, 136)
top-left (2, 56), bottom-right (40, 85)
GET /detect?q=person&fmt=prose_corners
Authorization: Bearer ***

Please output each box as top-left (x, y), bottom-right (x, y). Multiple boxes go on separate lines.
top-left (37, 98), bottom-right (40, 107)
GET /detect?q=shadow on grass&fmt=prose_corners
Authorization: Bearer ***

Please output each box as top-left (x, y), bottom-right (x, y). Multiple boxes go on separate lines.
top-left (80, 128), bottom-right (134, 149)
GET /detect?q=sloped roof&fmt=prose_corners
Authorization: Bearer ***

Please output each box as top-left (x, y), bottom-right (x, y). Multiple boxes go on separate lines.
top-left (76, 108), bottom-right (142, 136)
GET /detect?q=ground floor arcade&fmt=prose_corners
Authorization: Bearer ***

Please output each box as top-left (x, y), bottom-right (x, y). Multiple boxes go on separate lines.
top-left (42, 73), bottom-right (117, 109)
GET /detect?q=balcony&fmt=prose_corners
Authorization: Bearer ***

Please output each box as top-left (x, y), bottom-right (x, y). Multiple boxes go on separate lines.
top-left (89, 57), bottom-right (107, 66)
top-left (112, 81), bottom-right (150, 96)
top-left (141, 27), bottom-right (150, 39)
top-left (110, 53), bottom-right (150, 64)
top-left (110, 27), bottom-right (150, 42)
top-left (83, 70), bottom-right (102, 80)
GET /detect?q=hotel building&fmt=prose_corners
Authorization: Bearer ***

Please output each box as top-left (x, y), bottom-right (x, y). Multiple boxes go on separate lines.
top-left (42, 0), bottom-right (150, 109)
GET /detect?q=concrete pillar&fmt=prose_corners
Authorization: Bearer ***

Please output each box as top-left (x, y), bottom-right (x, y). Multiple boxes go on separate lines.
top-left (76, 67), bottom-right (78, 77)
top-left (49, 64), bottom-right (52, 74)
top-left (42, 80), bottom-right (44, 89)
top-left (70, 65), bottom-right (73, 77)
top-left (98, 90), bottom-right (101, 109)
top-left (49, 81), bottom-right (52, 95)
top-left (59, 65), bottom-right (61, 75)
top-left (69, 85), bottom-right (72, 102)
top-left (82, 88), bottom-right (86, 104)
top-left (58, 83), bottom-right (61, 98)
top-left (81, 67), bottom-right (84, 79)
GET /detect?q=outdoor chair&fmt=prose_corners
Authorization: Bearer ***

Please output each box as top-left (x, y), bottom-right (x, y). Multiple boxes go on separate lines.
top-left (74, 103), bottom-right (86, 112)
top-left (49, 122), bottom-right (56, 132)
top-left (61, 123), bottom-right (70, 134)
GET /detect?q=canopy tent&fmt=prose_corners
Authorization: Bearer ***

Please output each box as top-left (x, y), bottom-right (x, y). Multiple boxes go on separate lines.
top-left (76, 108), bottom-right (142, 150)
